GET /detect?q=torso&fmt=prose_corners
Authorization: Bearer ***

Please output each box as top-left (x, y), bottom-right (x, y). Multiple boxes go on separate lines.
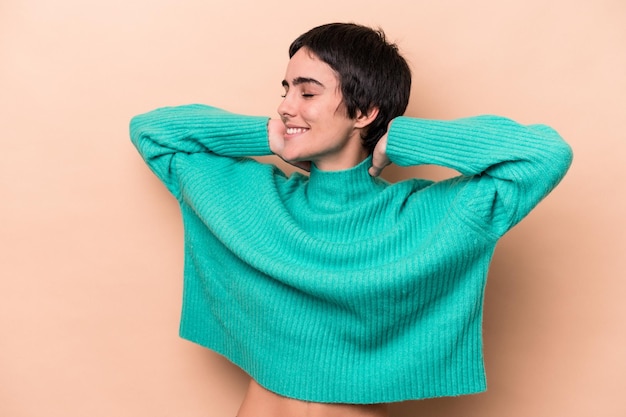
top-left (237, 379), bottom-right (389, 417)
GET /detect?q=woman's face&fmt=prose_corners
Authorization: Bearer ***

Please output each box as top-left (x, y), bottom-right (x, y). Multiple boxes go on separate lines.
top-left (277, 48), bottom-right (368, 171)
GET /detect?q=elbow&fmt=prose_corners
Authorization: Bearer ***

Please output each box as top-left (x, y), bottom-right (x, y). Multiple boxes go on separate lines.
top-left (553, 140), bottom-right (573, 186)
top-left (530, 123), bottom-right (573, 180)
top-left (129, 114), bottom-right (148, 146)
top-left (538, 133), bottom-right (574, 190)
top-left (547, 127), bottom-right (573, 180)
top-left (557, 139), bottom-right (574, 171)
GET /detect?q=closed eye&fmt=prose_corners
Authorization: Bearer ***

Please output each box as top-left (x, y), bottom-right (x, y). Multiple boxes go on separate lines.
top-left (281, 77), bottom-right (324, 99)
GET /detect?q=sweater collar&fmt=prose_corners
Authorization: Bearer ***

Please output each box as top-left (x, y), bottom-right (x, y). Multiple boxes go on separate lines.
top-left (305, 156), bottom-right (386, 210)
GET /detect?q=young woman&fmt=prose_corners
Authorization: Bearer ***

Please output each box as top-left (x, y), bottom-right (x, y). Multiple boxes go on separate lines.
top-left (130, 23), bottom-right (572, 417)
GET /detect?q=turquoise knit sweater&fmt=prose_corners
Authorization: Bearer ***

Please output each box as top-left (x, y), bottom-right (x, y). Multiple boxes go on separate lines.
top-left (130, 104), bottom-right (572, 404)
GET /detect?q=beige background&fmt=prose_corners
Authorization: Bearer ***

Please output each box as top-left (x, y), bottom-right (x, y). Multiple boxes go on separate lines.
top-left (1, 0), bottom-right (624, 416)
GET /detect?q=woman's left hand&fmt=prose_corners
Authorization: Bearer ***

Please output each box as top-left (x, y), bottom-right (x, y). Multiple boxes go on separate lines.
top-left (369, 131), bottom-right (391, 177)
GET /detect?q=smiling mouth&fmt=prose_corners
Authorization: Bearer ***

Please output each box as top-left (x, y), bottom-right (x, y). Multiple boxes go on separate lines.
top-left (286, 127), bottom-right (309, 135)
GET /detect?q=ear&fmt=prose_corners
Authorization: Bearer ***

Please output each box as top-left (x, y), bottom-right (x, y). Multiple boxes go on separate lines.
top-left (354, 107), bottom-right (380, 129)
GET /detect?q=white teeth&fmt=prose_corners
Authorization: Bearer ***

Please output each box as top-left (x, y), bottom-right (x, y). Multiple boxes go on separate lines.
top-left (286, 127), bottom-right (308, 135)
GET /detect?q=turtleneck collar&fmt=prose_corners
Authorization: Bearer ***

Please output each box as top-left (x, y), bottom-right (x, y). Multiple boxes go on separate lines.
top-left (305, 156), bottom-right (387, 211)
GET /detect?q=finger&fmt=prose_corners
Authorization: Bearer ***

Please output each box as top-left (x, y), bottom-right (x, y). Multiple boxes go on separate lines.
top-left (369, 165), bottom-right (382, 177)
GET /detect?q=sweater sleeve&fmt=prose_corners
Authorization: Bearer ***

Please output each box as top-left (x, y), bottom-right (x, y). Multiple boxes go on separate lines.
top-left (386, 115), bottom-right (573, 235)
top-left (129, 104), bottom-right (272, 199)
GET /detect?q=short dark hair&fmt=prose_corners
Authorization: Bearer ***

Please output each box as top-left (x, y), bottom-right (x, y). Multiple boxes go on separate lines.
top-left (289, 23), bottom-right (412, 153)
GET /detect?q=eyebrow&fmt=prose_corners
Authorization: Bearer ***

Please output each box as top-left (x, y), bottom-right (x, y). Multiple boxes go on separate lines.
top-left (281, 77), bottom-right (325, 88)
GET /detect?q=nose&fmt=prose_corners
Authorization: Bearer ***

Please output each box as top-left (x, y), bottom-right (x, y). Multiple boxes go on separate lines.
top-left (277, 92), bottom-right (296, 118)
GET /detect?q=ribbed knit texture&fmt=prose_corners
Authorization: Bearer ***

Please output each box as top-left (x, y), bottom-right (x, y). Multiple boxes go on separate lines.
top-left (130, 104), bottom-right (572, 404)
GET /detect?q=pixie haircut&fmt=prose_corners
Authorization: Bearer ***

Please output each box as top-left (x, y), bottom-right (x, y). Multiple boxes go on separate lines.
top-left (289, 23), bottom-right (412, 153)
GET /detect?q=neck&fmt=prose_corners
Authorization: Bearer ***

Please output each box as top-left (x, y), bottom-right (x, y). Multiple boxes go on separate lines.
top-left (306, 156), bottom-right (386, 211)
top-left (312, 142), bottom-right (369, 172)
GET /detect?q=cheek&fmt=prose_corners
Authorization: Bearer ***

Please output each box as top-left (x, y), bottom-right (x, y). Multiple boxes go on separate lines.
top-left (300, 104), bottom-right (321, 122)
top-left (302, 98), bottom-right (347, 128)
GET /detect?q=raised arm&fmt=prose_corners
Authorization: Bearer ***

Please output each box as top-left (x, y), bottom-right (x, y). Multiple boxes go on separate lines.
top-left (376, 115), bottom-right (573, 235)
top-left (130, 104), bottom-right (271, 198)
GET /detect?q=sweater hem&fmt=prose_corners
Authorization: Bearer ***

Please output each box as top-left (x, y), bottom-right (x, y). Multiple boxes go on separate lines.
top-left (179, 331), bottom-right (487, 404)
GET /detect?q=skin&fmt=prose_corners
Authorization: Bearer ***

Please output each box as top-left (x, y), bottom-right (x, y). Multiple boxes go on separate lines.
top-left (242, 48), bottom-right (394, 417)
top-left (268, 47), bottom-right (390, 174)
top-left (237, 379), bottom-right (390, 417)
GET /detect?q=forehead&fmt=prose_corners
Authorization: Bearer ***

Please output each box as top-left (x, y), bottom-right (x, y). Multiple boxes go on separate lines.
top-left (283, 48), bottom-right (339, 87)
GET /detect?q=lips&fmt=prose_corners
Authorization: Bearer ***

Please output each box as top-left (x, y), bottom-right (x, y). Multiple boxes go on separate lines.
top-left (285, 127), bottom-right (309, 135)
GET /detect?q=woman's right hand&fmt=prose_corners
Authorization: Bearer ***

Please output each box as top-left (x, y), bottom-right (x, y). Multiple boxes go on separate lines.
top-left (268, 118), bottom-right (311, 171)
top-left (268, 118), bottom-right (286, 156)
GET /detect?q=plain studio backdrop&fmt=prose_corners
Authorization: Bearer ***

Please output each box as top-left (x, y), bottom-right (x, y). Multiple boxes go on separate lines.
top-left (1, 0), bottom-right (624, 416)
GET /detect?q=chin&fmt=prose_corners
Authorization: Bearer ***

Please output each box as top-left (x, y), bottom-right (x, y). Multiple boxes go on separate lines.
top-left (282, 148), bottom-right (310, 163)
